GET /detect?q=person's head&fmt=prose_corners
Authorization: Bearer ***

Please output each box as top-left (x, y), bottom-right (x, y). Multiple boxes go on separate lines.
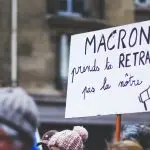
top-left (36, 130), bottom-right (58, 150)
top-left (0, 87), bottom-right (39, 150)
top-left (48, 126), bottom-right (88, 150)
top-left (108, 140), bottom-right (143, 150)
top-left (120, 124), bottom-right (150, 150)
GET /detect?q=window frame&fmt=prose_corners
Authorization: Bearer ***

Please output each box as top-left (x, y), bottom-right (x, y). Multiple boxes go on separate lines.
top-left (55, 33), bottom-right (71, 92)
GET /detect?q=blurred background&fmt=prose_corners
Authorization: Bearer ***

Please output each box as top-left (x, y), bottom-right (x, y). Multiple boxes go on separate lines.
top-left (0, 0), bottom-right (150, 150)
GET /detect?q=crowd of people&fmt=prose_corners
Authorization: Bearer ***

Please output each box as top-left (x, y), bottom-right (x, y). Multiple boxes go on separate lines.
top-left (0, 87), bottom-right (150, 150)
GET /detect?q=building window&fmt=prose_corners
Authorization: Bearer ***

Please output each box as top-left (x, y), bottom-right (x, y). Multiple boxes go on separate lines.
top-left (135, 0), bottom-right (150, 7)
top-left (46, 0), bottom-right (89, 17)
top-left (57, 0), bottom-right (87, 16)
top-left (56, 34), bottom-right (70, 92)
top-left (59, 34), bottom-right (70, 83)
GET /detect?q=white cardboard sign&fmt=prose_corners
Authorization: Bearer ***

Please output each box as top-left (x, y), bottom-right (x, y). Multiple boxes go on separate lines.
top-left (65, 20), bottom-right (150, 118)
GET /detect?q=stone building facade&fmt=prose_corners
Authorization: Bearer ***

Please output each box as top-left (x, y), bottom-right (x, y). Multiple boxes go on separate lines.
top-left (0, 0), bottom-right (135, 93)
top-left (1, 1), bottom-right (150, 149)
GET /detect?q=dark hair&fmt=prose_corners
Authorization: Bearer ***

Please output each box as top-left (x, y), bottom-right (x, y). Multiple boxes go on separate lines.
top-left (36, 130), bottom-right (58, 147)
top-left (121, 124), bottom-right (150, 150)
top-left (42, 130), bottom-right (58, 140)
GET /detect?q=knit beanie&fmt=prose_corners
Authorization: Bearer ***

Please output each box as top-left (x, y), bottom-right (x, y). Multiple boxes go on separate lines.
top-left (0, 87), bottom-right (39, 146)
top-left (48, 126), bottom-right (88, 150)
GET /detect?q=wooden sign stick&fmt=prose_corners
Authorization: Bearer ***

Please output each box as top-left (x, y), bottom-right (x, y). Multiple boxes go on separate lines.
top-left (115, 114), bottom-right (121, 141)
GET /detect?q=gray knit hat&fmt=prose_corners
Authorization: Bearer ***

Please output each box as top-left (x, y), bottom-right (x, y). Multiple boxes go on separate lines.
top-left (0, 87), bottom-right (39, 146)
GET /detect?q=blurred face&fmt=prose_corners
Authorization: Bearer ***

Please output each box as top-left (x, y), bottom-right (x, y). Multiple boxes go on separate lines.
top-left (0, 138), bottom-right (12, 150)
top-left (50, 146), bottom-right (61, 150)
top-left (39, 144), bottom-right (61, 150)
top-left (0, 129), bottom-right (25, 150)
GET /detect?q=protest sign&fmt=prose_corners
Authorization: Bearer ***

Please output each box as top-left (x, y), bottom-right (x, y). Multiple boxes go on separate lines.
top-left (65, 20), bottom-right (150, 118)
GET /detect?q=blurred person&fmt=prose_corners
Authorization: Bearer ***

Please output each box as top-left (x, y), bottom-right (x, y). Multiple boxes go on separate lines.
top-left (36, 130), bottom-right (58, 150)
top-left (108, 140), bottom-right (143, 150)
top-left (0, 87), bottom-right (39, 150)
top-left (48, 126), bottom-right (88, 150)
top-left (121, 124), bottom-right (150, 150)
top-left (111, 124), bottom-right (150, 150)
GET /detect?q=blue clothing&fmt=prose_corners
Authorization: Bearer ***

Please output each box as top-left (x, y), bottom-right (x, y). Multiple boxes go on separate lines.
top-left (32, 135), bottom-right (40, 150)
